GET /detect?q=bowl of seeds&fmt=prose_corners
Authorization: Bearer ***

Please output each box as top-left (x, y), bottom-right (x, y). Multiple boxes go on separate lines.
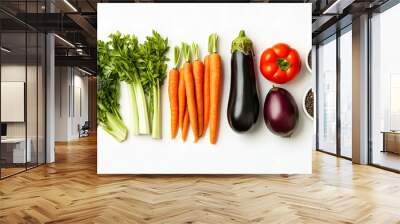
top-left (303, 88), bottom-right (314, 120)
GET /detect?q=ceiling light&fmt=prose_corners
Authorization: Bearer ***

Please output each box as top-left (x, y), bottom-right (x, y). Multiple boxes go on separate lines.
top-left (63, 0), bottom-right (78, 12)
top-left (54, 34), bottom-right (75, 48)
top-left (1, 47), bottom-right (11, 53)
top-left (78, 67), bottom-right (92, 76)
top-left (323, 0), bottom-right (355, 15)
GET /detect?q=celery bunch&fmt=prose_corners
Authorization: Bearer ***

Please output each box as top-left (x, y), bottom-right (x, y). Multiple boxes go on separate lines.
top-left (99, 31), bottom-right (169, 140)
top-left (97, 40), bottom-right (128, 142)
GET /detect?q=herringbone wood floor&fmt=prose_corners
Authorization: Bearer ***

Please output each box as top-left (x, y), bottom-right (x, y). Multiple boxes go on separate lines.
top-left (1, 135), bottom-right (400, 224)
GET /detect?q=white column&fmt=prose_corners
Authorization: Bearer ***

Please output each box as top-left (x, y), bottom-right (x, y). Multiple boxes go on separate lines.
top-left (352, 14), bottom-right (369, 164)
top-left (46, 32), bottom-right (55, 163)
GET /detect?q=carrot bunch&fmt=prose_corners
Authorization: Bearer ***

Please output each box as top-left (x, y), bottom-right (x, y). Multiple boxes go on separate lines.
top-left (167, 33), bottom-right (221, 144)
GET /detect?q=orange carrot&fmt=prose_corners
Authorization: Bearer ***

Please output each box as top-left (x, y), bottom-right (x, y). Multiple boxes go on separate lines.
top-left (192, 43), bottom-right (204, 137)
top-left (178, 67), bottom-right (186, 130)
top-left (168, 47), bottom-right (181, 139)
top-left (208, 34), bottom-right (222, 144)
top-left (182, 43), bottom-right (199, 142)
top-left (203, 55), bottom-right (210, 134)
top-left (182, 109), bottom-right (190, 141)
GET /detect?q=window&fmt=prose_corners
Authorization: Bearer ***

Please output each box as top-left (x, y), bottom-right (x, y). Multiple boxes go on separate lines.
top-left (317, 26), bottom-right (353, 159)
top-left (339, 28), bottom-right (352, 158)
top-left (370, 3), bottom-right (400, 171)
top-left (317, 36), bottom-right (337, 155)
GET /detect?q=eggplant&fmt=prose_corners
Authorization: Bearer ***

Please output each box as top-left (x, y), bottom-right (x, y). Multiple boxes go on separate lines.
top-left (263, 87), bottom-right (299, 137)
top-left (227, 30), bottom-right (260, 133)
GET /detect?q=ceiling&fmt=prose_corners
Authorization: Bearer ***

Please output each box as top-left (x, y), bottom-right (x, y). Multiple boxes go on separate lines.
top-left (0, 0), bottom-right (392, 75)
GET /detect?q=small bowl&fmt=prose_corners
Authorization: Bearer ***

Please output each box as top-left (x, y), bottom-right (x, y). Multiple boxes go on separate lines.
top-left (302, 88), bottom-right (314, 121)
top-left (305, 50), bottom-right (312, 74)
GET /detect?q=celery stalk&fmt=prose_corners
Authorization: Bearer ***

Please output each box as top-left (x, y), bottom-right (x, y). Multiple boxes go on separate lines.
top-left (134, 82), bottom-right (150, 135)
top-left (151, 80), bottom-right (162, 139)
top-left (102, 112), bottom-right (128, 142)
top-left (127, 82), bottom-right (139, 135)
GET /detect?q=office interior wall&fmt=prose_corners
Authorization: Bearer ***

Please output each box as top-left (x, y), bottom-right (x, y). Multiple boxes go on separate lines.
top-left (73, 72), bottom-right (89, 138)
top-left (54, 67), bottom-right (89, 141)
top-left (55, 66), bottom-right (69, 141)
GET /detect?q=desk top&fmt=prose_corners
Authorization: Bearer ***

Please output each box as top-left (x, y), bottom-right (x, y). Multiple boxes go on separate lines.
top-left (1, 138), bottom-right (29, 143)
top-left (381, 131), bottom-right (400, 134)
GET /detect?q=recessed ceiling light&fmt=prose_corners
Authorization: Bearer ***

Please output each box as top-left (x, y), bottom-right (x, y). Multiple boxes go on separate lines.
top-left (323, 0), bottom-right (354, 15)
top-left (78, 67), bottom-right (92, 76)
top-left (63, 0), bottom-right (78, 12)
top-left (1, 47), bottom-right (11, 53)
top-left (54, 34), bottom-right (75, 48)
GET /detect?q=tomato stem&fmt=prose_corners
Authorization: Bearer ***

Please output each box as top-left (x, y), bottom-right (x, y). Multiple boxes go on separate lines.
top-left (277, 58), bottom-right (290, 71)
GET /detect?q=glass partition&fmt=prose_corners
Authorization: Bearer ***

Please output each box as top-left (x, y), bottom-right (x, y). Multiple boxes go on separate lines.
top-left (1, 31), bottom-right (28, 178)
top-left (0, 2), bottom-right (46, 179)
top-left (317, 36), bottom-right (337, 155)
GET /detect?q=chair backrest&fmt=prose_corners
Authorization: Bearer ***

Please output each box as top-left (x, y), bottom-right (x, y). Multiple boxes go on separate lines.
top-left (82, 121), bottom-right (90, 129)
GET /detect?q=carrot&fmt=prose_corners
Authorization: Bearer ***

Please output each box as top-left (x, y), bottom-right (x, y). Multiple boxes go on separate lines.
top-left (182, 43), bottom-right (199, 142)
top-left (192, 43), bottom-right (204, 137)
top-left (203, 54), bottom-right (210, 134)
top-left (208, 34), bottom-right (222, 144)
top-left (178, 67), bottom-right (186, 130)
top-left (182, 109), bottom-right (190, 141)
top-left (168, 47), bottom-right (181, 139)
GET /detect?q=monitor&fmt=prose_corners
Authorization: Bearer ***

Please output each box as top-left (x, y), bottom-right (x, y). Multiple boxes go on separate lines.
top-left (1, 123), bottom-right (7, 137)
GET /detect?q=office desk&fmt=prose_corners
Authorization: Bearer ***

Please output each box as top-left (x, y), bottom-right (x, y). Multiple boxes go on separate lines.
top-left (1, 138), bottom-right (32, 163)
top-left (381, 131), bottom-right (400, 154)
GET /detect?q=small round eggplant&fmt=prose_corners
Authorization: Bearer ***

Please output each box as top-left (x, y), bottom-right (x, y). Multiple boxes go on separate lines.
top-left (263, 87), bottom-right (299, 137)
top-left (227, 31), bottom-right (260, 133)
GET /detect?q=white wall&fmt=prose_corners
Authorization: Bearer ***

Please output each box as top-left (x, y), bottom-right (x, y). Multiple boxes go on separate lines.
top-left (54, 67), bottom-right (89, 141)
top-left (72, 73), bottom-right (89, 138)
top-left (55, 66), bottom-right (69, 141)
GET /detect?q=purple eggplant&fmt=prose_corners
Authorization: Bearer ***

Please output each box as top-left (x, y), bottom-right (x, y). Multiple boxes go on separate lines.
top-left (263, 87), bottom-right (299, 137)
top-left (227, 30), bottom-right (260, 133)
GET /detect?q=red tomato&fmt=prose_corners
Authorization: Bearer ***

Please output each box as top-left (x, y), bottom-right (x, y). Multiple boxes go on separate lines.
top-left (260, 43), bottom-right (301, 84)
